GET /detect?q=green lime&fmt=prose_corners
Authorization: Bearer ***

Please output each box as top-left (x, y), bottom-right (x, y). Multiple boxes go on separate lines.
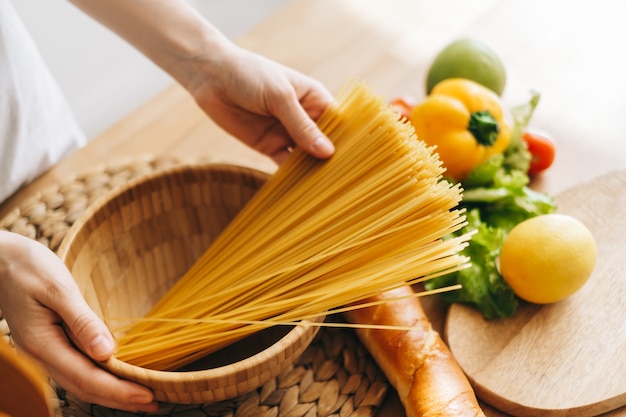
top-left (426, 38), bottom-right (506, 95)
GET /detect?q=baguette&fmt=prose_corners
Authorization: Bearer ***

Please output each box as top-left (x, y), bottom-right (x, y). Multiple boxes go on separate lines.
top-left (345, 285), bottom-right (484, 417)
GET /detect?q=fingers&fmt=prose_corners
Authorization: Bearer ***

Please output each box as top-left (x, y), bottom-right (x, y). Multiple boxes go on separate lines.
top-left (41, 326), bottom-right (157, 412)
top-left (58, 299), bottom-right (115, 362)
top-left (281, 105), bottom-right (335, 159)
top-left (13, 241), bottom-right (158, 411)
top-left (34, 257), bottom-right (116, 362)
top-left (270, 80), bottom-right (335, 160)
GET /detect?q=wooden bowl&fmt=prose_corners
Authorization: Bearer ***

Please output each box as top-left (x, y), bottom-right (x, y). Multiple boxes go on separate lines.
top-left (57, 164), bottom-right (322, 404)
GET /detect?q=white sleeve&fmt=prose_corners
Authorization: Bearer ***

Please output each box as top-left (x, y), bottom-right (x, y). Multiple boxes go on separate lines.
top-left (0, 1), bottom-right (86, 203)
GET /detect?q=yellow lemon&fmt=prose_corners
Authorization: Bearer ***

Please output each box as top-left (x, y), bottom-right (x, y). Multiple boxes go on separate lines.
top-left (499, 214), bottom-right (597, 304)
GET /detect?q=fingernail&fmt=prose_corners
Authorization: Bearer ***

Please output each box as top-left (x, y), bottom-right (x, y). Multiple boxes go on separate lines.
top-left (312, 136), bottom-right (334, 156)
top-left (132, 398), bottom-right (159, 412)
top-left (130, 394), bottom-right (155, 404)
top-left (89, 334), bottom-right (114, 358)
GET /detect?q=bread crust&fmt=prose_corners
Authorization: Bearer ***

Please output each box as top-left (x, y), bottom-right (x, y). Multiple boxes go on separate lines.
top-left (346, 286), bottom-right (484, 417)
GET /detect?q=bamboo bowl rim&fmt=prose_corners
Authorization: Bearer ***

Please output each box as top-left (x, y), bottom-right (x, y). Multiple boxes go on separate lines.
top-left (101, 315), bottom-right (322, 383)
top-left (57, 163), bottom-right (323, 403)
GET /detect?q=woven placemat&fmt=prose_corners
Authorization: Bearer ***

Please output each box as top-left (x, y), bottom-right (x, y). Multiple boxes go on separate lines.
top-left (0, 155), bottom-right (388, 417)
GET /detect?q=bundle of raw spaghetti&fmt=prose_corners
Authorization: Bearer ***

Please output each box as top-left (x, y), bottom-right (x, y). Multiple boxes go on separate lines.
top-left (112, 80), bottom-right (472, 370)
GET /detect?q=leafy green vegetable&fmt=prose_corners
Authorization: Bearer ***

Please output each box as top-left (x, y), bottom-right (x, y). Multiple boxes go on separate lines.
top-left (434, 209), bottom-right (517, 319)
top-left (503, 90), bottom-right (540, 173)
top-left (425, 91), bottom-right (556, 319)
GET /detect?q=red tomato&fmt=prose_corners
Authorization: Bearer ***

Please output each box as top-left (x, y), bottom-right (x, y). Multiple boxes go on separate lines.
top-left (389, 96), bottom-right (418, 120)
top-left (522, 128), bottom-right (556, 176)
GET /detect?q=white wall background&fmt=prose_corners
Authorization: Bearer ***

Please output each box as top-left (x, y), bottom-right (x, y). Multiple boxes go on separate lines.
top-left (10, 0), bottom-right (290, 140)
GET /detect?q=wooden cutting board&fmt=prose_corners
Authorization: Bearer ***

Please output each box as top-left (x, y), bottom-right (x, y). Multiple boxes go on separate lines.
top-left (445, 170), bottom-right (626, 417)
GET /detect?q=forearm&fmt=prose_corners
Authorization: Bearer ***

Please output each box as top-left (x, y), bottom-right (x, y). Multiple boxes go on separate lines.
top-left (69, 0), bottom-right (335, 161)
top-left (68, 0), bottom-right (235, 88)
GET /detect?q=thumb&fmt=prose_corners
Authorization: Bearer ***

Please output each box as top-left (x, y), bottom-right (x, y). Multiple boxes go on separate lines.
top-left (14, 234), bottom-right (116, 363)
top-left (277, 96), bottom-right (335, 159)
top-left (56, 291), bottom-right (115, 362)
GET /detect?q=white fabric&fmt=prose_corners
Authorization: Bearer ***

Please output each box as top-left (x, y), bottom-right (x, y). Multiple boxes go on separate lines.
top-left (0, 0), bottom-right (86, 203)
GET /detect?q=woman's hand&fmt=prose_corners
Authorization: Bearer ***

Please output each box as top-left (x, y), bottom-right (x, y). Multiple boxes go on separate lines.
top-left (69, 0), bottom-right (335, 165)
top-left (185, 46), bottom-right (335, 164)
top-left (0, 231), bottom-right (158, 412)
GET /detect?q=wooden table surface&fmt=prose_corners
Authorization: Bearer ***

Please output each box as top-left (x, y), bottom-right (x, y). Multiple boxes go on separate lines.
top-left (3, 0), bottom-right (626, 416)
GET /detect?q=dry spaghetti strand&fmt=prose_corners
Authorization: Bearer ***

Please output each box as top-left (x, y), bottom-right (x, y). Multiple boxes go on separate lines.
top-left (112, 80), bottom-right (472, 370)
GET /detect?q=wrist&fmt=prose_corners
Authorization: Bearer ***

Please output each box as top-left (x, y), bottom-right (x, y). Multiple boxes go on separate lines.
top-left (0, 231), bottom-right (32, 276)
top-left (164, 25), bottom-right (238, 90)
top-left (0, 231), bottom-right (25, 309)
top-left (0, 231), bottom-right (19, 272)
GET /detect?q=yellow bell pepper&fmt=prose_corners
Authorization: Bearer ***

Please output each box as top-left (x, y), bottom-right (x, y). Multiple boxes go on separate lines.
top-left (409, 78), bottom-right (510, 181)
